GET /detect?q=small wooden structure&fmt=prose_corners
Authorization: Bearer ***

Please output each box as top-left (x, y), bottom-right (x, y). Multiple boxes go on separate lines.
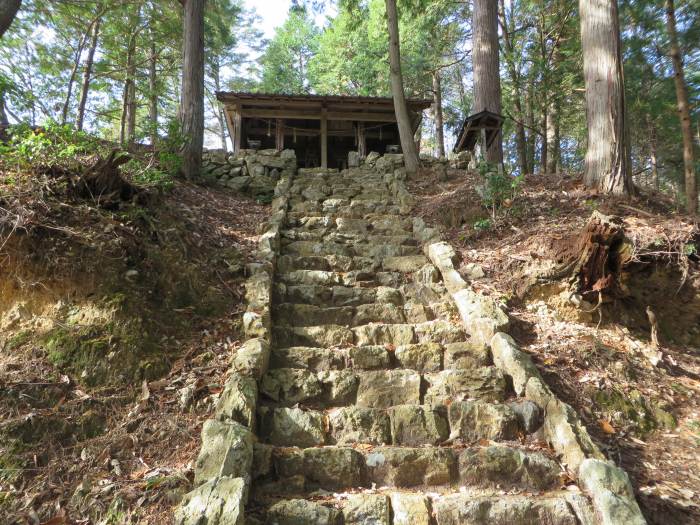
top-left (453, 110), bottom-right (505, 157)
top-left (216, 92), bottom-right (431, 169)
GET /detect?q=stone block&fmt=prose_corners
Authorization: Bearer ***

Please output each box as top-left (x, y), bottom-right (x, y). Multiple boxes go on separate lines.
top-left (388, 405), bottom-right (449, 445)
top-left (232, 338), bottom-right (270, 380)
top-left (458, 446), bottom-right (561, 491)
top-left (193, 420), bottom-right (253, 486)
top-left (394, 343), bottom-right (443, 372)
top-left (447, 401), bottom-right (519, 442)
top-left (258, 407), bottom-right (326, 447)
top-left (342, 494), bottom-right (390, 525)
top-left (357, 370), bottom-right (421, 408)
top-left (443, 341), bottom-right (490, 370)
top-left (214, 375), bottom-right (257, 428)
top-left (329, 407), bottom-right (391, 445)
top-left (303, 447), bottom-right (367, 490)
top-left (424, 368), bottom-right (506, 404)
top-left (175, 476), bottom-right (245, 525)
top-left (365, 447), bottom-right (456, 487)
top-left (390, 493), bottom-right (432, 525)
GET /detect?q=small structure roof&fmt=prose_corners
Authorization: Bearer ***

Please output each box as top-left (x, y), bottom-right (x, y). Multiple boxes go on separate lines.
top-left (453, 109), bottom-right (505, 153)
top-left (216, 92), bottom-right (432, 112)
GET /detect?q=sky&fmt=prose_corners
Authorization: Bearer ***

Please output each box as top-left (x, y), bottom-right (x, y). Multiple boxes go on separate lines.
top-left (246, 0), bottom-right (295, 38)
top-left (243, 0), bottom-right (333, 38)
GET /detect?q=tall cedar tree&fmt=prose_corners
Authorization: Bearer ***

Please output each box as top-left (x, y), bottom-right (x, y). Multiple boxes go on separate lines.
top-left (179, 0), bottom-right (206, 178)
top-left (472, 0), bottom-right (503, 163)
top-left (385, 0), bottom-right (419, 175)
top-left (665, 0), bottom-right (697, 214)
top-left (579, 0), bottom-right (633, 196)
top-left (0, 0), bottom-right (20, 38)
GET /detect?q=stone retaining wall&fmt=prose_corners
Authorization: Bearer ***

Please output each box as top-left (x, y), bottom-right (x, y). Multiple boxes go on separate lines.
top-left (405, 206), bottom-right (647, 524)
top-left (174, 171), bottom-right (293, 525)
top-left (202, 149), bottom-right (297, 200)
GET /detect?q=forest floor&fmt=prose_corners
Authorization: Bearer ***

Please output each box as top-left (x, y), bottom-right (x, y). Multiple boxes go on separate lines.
top-left (2, 152), bottom-right (699, 524)
top-left (0, 163), bottom-right (269, 523)
top-left (409, 165), bottom-right (700, 525)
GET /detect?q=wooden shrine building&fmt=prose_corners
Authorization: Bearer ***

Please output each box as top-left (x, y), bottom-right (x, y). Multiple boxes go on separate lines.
top-left (453, 109), bottom-right (505, 156)
top-left (216, 92), bottom-right (432, 169)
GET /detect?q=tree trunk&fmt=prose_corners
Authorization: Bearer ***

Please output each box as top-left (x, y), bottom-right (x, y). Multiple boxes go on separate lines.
top-left (432, 70), bottom-right (445, 158)
top-left (76, 17), bottom-right (100, 131)
top-left (547, 98), bottom-right (561, 174)
top-left (0, 0), bottom-right (21, 38)
top-left (179, 0), bottom-right (206, 178)
top-left (472, 0), bottom-right (502, 164)
top-left (540, 102), bottom-right (548, 174)
top-left (385, 0), bottom-right (419, 175)
top-left (61, 34), bottom-right (88, 125)
top-left (499, 0), bottom-right (527, 175)
top-left (212, 59), bottom-right (227, 150)
top-left (0, 89), bottom-right (8, 125)
top-left (148, 18), bottom-right (158, 147)
top-left (525, 81), bottom-right (535, 174)
top-left (665, 0), bottom-right (697, 215)
top-left (579, 0), bottom-right (632, 196)
top-left (646, 115), bottom-right (659, 189)
top-left (547, 37), bottom-right (562, 174)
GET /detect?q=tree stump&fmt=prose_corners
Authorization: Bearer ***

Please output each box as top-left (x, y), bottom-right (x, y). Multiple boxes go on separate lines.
top-left (546, 211), bottom-right (632, 299)
top-left (72, 149), bottom-right (138, 206)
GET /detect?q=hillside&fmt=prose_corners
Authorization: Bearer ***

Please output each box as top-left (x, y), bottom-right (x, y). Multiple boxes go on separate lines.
top-left (409, 163), bottom-right (700, 524)
top-left (0, 129), bottom-right (269, 523)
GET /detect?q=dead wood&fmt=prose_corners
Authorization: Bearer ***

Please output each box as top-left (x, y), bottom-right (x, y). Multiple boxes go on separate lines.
top-left (541, 211), bottom-right (632, 299)
top-left (71, 149), bottom-right (138, 206)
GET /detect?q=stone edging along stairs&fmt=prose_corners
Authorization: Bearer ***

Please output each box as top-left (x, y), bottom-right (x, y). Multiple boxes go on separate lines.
top-left (175, 154), bottom-right (647, 525)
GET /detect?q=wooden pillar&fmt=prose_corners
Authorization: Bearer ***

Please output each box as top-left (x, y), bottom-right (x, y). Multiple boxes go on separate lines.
top-left (231, 103), bottom-right (242, 155)
top-left (275, 118), bottom-right (284, 151)
top-left (321, 107), bottom-right (328, 169)
top-left (358, 122), bottom-right (366, 158)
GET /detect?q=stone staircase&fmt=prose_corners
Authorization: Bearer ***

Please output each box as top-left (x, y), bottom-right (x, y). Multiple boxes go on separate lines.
top-left (245, 166), bottom-right (597, 524)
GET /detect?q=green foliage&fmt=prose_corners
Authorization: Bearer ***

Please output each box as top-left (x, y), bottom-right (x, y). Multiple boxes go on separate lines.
top-left (473, 218), bottom-right (493, 232)
top-left (259, 7), bottom-right (321, 93)
top-left (475, 161), bottom-right (524, 219)
top-left (0, 121), bottom-right (103, 170)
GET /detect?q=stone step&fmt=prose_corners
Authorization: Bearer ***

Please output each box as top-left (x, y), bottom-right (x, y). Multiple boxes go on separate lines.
top-left (282, 240), bottom-right (421, 258)
top-left (258, 367), bottom-right (508, 409)
top-left (272, 319), bottom-right (468, 349)
top-left (275, 284), bottom-right (403, 307)
top-left (290, 206), bottom-right (405, 220)
top-left (280, 231), bottom-right (417, 248)
top-left (277, 254), bottom-right (380, 273)
top-left (251, 443), bottom-right (563, 495)
top-left (277, 269), bottom-right (405, 289)
top-left (269, 342), bottom-right (491, 373)
top-left (247, 491), bottom-right (593, 525)
top-left (287, 213), bottom-right (413, 232)
top-left (288, 199), bottom-right (401, 216)
top-left (275, 303), bottom-right (407, 327)
top-left (257, 400), bottom-right (537, 448)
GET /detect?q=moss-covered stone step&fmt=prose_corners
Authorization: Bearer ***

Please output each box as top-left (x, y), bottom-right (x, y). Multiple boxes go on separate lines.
top-left (247, 491), bottom-right (594, 525)
top-left (275, 284), bottom-right (404, 307)
top-left (251, 444), bottom-right (563, 496)
top-left (287, 213), bottom-right (414, 233)
top-left (259, 366), bottom-right (508, 409)
top-left (283, 240), bottom-right (421, 258)
top-left (268, 341), bottom-right (490, 373)
top-left (277, 254), bottom-right (380, 273)
top-left (272, 320), bottom-right (467, 348)
top-left (257, 402), bottom-right (530, 448)
top-left (274, 303), bottom-right (407, 327)
top-left (281, 229), bottom-right (416, 246)
top-left (277, 269), bottom-right (404, 289)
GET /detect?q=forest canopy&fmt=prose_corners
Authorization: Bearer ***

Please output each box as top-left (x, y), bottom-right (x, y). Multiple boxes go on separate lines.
top-left (0, 0), bottom-right (698, 200)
